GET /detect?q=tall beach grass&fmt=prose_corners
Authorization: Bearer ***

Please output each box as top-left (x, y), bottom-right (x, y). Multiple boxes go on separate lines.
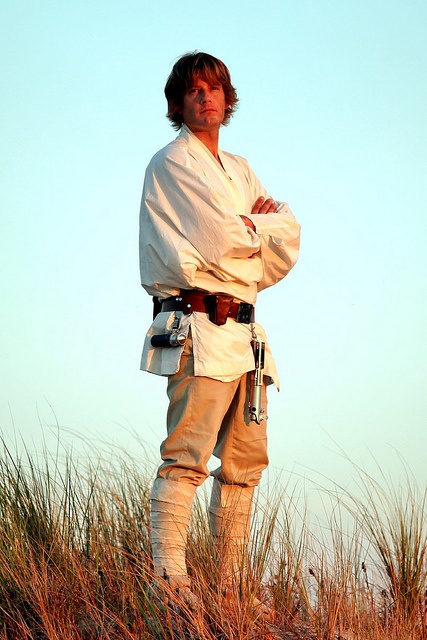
top-left (0, 439), bottom-right (426, 639)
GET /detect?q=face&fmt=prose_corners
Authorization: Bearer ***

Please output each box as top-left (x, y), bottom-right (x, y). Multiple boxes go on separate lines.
top-left (181, 77), bottom-right (227, 134)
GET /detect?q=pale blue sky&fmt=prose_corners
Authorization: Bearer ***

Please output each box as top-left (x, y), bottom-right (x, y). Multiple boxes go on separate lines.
top-left (1, 0), bottom-right (426, 490)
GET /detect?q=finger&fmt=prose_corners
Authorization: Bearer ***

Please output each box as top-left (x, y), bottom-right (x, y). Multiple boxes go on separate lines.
top-left (258, 197), bottom-right (277, 214)
top-left (267, 199), bottom-right (278, 212)
top-left (251, 196), bottom-right (265, 214)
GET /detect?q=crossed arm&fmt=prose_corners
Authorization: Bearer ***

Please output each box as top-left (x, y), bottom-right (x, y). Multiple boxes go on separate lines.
top-left (240, 196), bottom-right (278, 231)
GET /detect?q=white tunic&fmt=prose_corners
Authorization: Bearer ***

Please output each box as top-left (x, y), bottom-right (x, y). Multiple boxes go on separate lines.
top-left (139, 125), bottom-right (300, 386)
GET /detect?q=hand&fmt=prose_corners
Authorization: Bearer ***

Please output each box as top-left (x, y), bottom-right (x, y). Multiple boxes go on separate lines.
top-left (239, 215), bottom-right (256, 231)
top-left (251, 196), bottom-right (277, 214)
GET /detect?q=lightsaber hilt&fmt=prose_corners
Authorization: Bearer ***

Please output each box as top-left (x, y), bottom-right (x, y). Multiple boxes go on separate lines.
top-left (151, 332), bottom-right (186, 348)
top-left (150, 311), bottom-right (186, 348)
top-left (249, 339), bottom-right (267, 424)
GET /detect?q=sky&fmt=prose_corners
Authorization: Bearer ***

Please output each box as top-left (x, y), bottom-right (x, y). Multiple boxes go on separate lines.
top-left (1, 0), bottom-right (426, 501)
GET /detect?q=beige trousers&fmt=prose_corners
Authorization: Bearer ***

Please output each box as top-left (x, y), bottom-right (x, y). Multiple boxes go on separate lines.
top-left (155, 331), bottom-right (268, 488)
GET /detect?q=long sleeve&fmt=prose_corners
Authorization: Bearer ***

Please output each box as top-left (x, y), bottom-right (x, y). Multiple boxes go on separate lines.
top-left (233, 156), bottom-right (301, 291)
top-left (248, 204), bottom-right (301, 292)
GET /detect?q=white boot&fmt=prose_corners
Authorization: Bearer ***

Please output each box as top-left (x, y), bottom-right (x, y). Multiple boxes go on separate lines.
top-left (150, 477), bottom-right (197, 589)
top-left (208, 479), bottom-right (254, 581)
top-left (209, 480), bottom-right (273, 619)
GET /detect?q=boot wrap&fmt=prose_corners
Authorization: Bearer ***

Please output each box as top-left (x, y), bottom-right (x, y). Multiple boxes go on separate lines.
top-left (208, 480), bottom-right (254, 579)
top-left (150, 477), bottom-right (197, 586)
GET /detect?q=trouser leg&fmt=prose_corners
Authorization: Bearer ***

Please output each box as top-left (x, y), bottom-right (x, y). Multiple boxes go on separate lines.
top-left (212, 371), bottom-right (268, 486)
top-left (150, 333), bottom-right (239, 586)
top-left (208, 375), bottom-right (267, 580)
top-left (157, 331), bottom-right (240, 484)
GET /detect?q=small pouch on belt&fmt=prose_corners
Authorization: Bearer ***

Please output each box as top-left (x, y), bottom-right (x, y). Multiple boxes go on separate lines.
top-left (205, 294), bottom-right (234, 326)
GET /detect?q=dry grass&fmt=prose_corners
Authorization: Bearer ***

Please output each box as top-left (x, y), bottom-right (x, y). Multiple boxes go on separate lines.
top-left (0, 440), bottom-right (426, 639)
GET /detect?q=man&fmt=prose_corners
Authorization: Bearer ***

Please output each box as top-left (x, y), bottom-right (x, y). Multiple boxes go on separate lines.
top-left (139, 52), bottom-right (300, 603)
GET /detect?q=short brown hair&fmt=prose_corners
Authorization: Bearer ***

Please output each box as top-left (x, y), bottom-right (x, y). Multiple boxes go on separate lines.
top-left (164, 52), bottom-right (239, 130)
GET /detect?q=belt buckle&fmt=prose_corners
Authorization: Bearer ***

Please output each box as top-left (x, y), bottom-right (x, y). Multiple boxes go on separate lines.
top-left (236, 302), bottom-right (253, 324)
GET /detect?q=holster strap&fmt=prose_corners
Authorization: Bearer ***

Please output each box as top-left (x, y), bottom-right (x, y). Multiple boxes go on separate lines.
top-left (159, 290), bottom-right (254, 326)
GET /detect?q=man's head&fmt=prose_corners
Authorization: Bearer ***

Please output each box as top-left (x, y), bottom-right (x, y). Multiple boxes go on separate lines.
top-left (165, 52), bottom-right (238, 130)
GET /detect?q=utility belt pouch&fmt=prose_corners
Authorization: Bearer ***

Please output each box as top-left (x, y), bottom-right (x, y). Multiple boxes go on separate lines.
top-left (205, 294), bottom-right (233, 326)
top-left (236, 302), bottom-right (254, 324)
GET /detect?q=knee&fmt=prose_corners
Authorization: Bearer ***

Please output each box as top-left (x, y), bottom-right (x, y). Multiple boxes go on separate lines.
top-left (215, 449), bottom-right (269, 487)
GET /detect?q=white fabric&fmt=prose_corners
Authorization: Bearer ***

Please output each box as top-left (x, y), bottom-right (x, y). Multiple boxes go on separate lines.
top-left (139, 125), bottom-right (300, 386)
top-left (150, 477), bottom-right (197, 581)
top-left (209, 480), bottom-right (254, 580)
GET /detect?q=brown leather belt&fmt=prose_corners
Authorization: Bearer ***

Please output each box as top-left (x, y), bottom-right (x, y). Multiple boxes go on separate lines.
top-left (160, 289), bottom-right (254, 326)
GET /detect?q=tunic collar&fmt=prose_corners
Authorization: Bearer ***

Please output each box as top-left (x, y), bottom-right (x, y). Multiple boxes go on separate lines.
top-left (178, 124), bottom-right (233, 181)
top-left (178, 124), bottom-right (223, 160)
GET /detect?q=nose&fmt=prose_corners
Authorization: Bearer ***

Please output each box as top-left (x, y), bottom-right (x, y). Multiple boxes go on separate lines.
top-left (199, 89), bottom-right (211, 103)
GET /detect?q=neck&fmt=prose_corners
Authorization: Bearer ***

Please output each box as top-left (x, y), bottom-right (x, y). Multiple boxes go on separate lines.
top-left (188, 128), bottom-right (220, 162)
